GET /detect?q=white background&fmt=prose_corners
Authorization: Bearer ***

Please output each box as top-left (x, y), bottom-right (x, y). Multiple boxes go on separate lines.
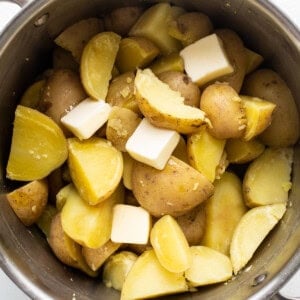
top-left (0, 0), bottom-right (299, 299)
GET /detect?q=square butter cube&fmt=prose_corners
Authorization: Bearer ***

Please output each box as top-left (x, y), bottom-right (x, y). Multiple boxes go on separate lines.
top-left (180, 33), bottom-right (233, 86)
top-left (111, 204), bottom-right (151, 244)
top-left (61, 98), bottom-right (111, 140)
top-left (125, 118), bottom-right (180, 170)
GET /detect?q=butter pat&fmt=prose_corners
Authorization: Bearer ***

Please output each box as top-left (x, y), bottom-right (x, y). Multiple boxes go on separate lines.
top-left (125, 118), bottom-right (180, 170)
top-left (111, 204), bottom-right (151, 244)
top-left (180, 33), bottom-right (233, 86)
top-left (61, 98), bottom-right (111, 140)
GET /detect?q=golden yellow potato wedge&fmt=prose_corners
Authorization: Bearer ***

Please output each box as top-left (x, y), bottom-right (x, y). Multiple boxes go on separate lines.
top-left (129, 3), bottom-right (181, 55)
top-left (103, 251), bottom-right (138, 291)
top-left (243, 147), bottom-right (293, 207)
top-left (122, 153), bottom-right (135, 190)
top-left (185, 246), bottom-right (232, 286)
top-left (48, 213), bottom-right (97, 277)
top-left (6, 179), bottom-right (48, 226)
top-left (241, 95), bottom-right (276, 141)
top-left (6, 106), bottom-right (68, 181)
top-left (187, 126), bottom-right (226, 182)
top-left (150, 215), bottom-right (191, 273)
top-left (230, 203), bottom-right (286, 274)
top-left (56, 183), bottom-right (73, 211)
top-left (68, 137), bottom-right (123, 205)
top-left (20, 79), bottom-right (45, 109)
top-left (116, 37), bottom-right (160, 73)
top-left (121, 249), bottom-right (188, 300)
top-left (55, 18), bottom-right (104, 62)
top-left (245, 48), bottom-right (264, 74)
top-left (80, 32), bottom-right (121, 100)
top-left (82, 240), bottom-right (121, 271)
top-left (134, 68), bottom-right (208, 134)
top-left (149, 53), bottom-right (184, 75)
top-left (36, 204), bottom-right (57, 237)
top-left (201, 172), bottom-right (247, 255)
top-left (226, 138), bottom-right (265, 164)
top-left (172, 135), bottom-right (189, 164)
top-left (61, 184), bottom-right (124, 249)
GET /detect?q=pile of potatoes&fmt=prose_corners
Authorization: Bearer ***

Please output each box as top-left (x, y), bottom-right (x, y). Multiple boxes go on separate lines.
top-left (5, 2), bottom-right (299, 300)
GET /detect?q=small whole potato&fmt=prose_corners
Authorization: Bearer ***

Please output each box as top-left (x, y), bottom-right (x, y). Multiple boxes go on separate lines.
top-left (158, 71), bottom-right (201, 107)
top-left (200, 83), bottom-right (246, 139)
top-left (131, 156), bottom-right (214, 217)
top-left (242, 69), bottom-right (300, 147)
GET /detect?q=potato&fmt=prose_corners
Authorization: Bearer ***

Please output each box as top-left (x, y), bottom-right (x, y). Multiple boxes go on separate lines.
top-left (68, 137), bottom-right (123, 205)
top-left (121, 249), bottom-right (188, 300)
top-left (54, 18), bottom-right (104, 62)
top-left (129, 3), bottom-right (181, 55)
top-left (125, 242), bottom-right (152, 255)
top-left (242, 69), bottom-right (300, 146)
top-left (36, 204), bottom-right (57, 237)
top-left (135, 68), bottom-right (208, 134)
top-left (48, 213), bottom-right (97, 277)
top-left (52, 47), bottom-right (78, 72)
top-left (104, 6), bottom-right (144, 36)
top-left (201, 172), bottom-right (247, 255)
top-left (149, 53), bottom-right (184, 75)
top-left (243, 147), bottom-right (293, 207)
top-left (106, 72), bottom-right (140, 114)
top-left (82, 240), bottom-right (121, 271)
top-left (150, 215), bottom-right (191, 273)
top-left (200, 83), bottom-right (246, 139)
top-left (176, 204), bottom-right (206, 246)
top-left (132, 156), bottom-right (214, 217)
top-left (47, 167), bottom-right (65, 204)
top-left (158, 71), bottom-right (201, 107)
top-left (61, 183), bottom-right (124, 249)
top-left (187, 126), bottom-right (226, 182)
top-left (6, 106), bottom-right (68, 181)
top-left (185, 246), bottom-right (232, 286)
top-left (103, 251), bottom-right (138, 290)
top-left (20, 79), bottom-right (45, 109)
top-left (116, 37), bottom-right (160, 73)
top-left (226, 138), bottom-right (265, 164)
top-left (172, 135), bottom-right (189, 164)
top-left (39, 69), bottom-right (86, 134)
top-left (106, 107), bottom-right (141, 152)
top-left (215, 29), bottom-right (247, 93)
top-left (122, 153), bottom-right (135, 190)
top-left (56, 183), bottom-right (73, 211)
top-left (6, 179), bottom-right (48, 226)
top-left (244, 48), bottom-right (263, 75)
top-left (168, 12), bottom-right (213, 46)
top-left (230, 203), bottom-right (286, 274)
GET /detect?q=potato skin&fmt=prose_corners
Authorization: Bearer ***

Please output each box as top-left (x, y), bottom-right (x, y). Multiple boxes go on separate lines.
top-left (158, 71), bottom-right (201, 107)
top-left (200, 83), bottom-right (246, 139)
top-left (131, 156), bottom-right (214, 217)
top-left (242, 69), bottom-right (300, 146)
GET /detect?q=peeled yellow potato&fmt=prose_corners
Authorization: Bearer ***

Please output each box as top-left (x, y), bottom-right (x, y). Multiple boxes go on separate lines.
top-left (185, 246), bottom-right (232, 286)
top-left (187, 126), bottom-right (226, 182)
top-left (241, 95), bottom-right (276, 141)
top-left (61, 184), bottom-right (124, 249)
top-left (6, 105), bottom-right (68, 181)
top-left (201, 172), bottom-right (247, 255)
top-left (68, 137), bottom-right (123, 205)
top-left (20, 79), bottom-right (45, 109)
top-left (121, 249), bottom-right (188, 300)
top-left (150, 215), bottom-right (191, 273)
top-left (149, 53), bottom-right (184, 75)
top-left (134, 68), bottom-right (208, 134)
top-left (36, 204), bottom-right (57, 237)
top-left (230, 203), bottom-right (286, 274)
top-left (243, 147), bottom-right (293, 207)
top-left (80, 32), bottom-right (121, 100)
top-left (244, 48), bottom-right (264, 75)
top-left (122, 152), bottom-right (135, 190)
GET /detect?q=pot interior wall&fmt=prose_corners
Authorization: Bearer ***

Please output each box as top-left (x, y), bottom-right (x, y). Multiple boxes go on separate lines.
top-left (0, 0), bottom-right (299, 299)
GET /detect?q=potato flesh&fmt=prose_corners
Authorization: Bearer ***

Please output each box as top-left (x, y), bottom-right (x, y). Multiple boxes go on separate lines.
top-left (20, 80), bottom-right (45, 109)
top-left (243, 148), bottom-right (293, 207)
top-left (244, 48), bottom-right (263, 74)
top-left (149, 53), bottom-right (184, 75)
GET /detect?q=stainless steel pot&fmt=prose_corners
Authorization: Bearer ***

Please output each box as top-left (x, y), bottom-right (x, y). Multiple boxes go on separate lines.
top-left (0, 0), bottom-right (299, 299)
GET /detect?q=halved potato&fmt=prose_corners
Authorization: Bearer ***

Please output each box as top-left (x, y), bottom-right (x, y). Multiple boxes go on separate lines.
top-left (36, 204), bottom-right (57, 237)
top-left (134, 68), bottom-right (208, 134)
top-left (67, 137), bottom-right (123, 205)
top-left (245, 48), bottom-right (263, 74)
top-left (149, 53), bottom-right (184, 75)
top-left (122, 153), bottom-right (135, 190)
top-left (172, 135), bottom-right (189, 164)
top-left (20, 80), bottom-right (45, 109)
top-left (230, 203), bottom-right (286, 274)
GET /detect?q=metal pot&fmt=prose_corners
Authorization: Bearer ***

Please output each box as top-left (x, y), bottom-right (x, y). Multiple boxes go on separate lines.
top-left (0, 0), bottom-right (299, 299)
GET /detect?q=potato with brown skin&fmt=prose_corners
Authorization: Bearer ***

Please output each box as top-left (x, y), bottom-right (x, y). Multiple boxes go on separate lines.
top-left (132, 156), bottom-right (214, 217)
top-left (39, 69), bottom-right (87, 134)
top-left (158, 71), bottom-right (201, 107)
top-left (242, 69), bottom-right (300, 147)
top-left (106, 107), bottom-right (142, 152)
top-left (104, 6), bottom-right (144, 36)
top-left (200, 83), bottom-right (247, 139)
top-left (176, 204), bottom-right (206, 245)
top-left (6, 179), bottom-right (48, 226)
top-left (215, 29), bottom-right (247, 93)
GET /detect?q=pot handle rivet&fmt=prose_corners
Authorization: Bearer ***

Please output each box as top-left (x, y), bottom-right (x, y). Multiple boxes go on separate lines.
top-left (34, 13), bottom-right (49, 27)
top-left (252, 273), bottom-right (267, 287)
